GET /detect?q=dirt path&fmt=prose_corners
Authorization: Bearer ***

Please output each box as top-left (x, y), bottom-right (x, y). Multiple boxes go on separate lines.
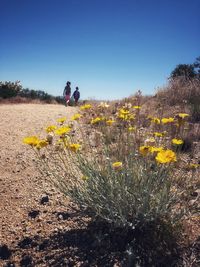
top-left (0, 104), bottom-right (80, 263)
top-left (0, 104), bottom-right (126, 267)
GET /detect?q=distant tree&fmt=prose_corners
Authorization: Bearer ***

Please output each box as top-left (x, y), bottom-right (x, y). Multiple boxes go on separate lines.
top-left (1, 81), bottom-right (63, 104)
top-left (0, 81), bottom-right (22, 98)
top-left (193, 56), bottom-right (200, 76)
top-left (170, 64), bottom-right (196, 80)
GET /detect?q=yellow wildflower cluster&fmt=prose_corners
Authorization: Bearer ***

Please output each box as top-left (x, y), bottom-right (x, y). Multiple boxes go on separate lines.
top-left (71, 113), bottom-right (82, 121)
top-left (156, 150), bottom-right (176, 164)
top-left (22, 97), bottom-right (197, 231)
top-left (118, 108), bottom-right (135, 121)
top-left (106, 119), bottom-right (115, 126)
top-left (80, 104), bottom-right (92, 110)
top-left (23, 136), bottom-right (48, 150)
top-left (55, 126), bottom-right (71, 136)
top-left (150, 117), bottom-right (161, 124)
top-left (57, 117), bottom-right (67, 124)
top-left (112, 161), bottom-right (123, 170)
top-left (68, 143), bottom-right (81, 152)
top-left (91, 117), bottom-right (104, 124)
top-left (45, 125), bottom-right (57, 133)
top-left (172, 138), bottom-right (184, 145)
top-left (161, 117), bottom-right (174, 124)
top-left (23, 99), bottom-right (192, 183)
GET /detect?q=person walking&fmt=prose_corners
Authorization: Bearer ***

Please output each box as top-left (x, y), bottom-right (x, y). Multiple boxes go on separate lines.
top-left (72, 86), bottom-right (80, 105)
top-left (63, 81), bottom-right (71, 106)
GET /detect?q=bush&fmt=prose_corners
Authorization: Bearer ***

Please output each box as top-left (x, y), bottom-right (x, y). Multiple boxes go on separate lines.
top-left (156, 78), bottom-right (200, 122)
top-left (0, 81), bottom-right (22, 99)
top-left (0, 81), bottom-right (66, 104)
top-left (23, 99), bottom-right (197, 229)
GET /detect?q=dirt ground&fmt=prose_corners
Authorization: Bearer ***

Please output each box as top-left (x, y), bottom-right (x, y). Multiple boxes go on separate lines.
top-left (0, 104), bottom-right (130, 267)
top-left (0, 104), bottom-right (199, 267)
top-left (0, 104), bottom-right (84, 266)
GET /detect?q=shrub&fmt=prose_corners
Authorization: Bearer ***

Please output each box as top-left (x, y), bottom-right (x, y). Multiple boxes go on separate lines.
top-left (23, 99), bottom-right (197, 229)
top-left (156, 78), bottom-right (200, 122)
top-left (0, 81), bottom-right (22, 99)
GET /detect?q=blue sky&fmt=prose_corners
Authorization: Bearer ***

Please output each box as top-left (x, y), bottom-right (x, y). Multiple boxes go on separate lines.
top-left (0, 0), bottom-right (199, 100)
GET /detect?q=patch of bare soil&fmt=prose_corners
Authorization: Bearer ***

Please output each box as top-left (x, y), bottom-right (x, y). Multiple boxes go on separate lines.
top-left (0, 104), bottom-right (199, 267)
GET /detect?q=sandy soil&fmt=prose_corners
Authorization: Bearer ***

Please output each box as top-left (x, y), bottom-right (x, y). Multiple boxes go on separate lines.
top-left (0, 104), bottom-right (82, 265)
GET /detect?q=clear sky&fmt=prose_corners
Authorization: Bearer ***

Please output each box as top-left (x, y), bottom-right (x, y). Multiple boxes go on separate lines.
top-left (0, 0), bottom-right (199, 100)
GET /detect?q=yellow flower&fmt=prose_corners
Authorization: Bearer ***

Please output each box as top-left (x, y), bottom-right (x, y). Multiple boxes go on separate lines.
top-left (81, 175), bottom-right (89, 181)
top-left (23, 136), bottom-right (39, 146)
top-left (91, 117), bottom-right (102, 124)
top-left (71, 113), bottom-right (82, 121)
top-left (178, 113), bottom-right (189, 119)
top-left (55, 126), bottom-right (71, 136)
top-left (128, 126), bottom-right (135, 131)
top-left (154, 132), bottom-right (165, 137)
top-left (151, 117), bottom-right (161, 124)
top-left (118, 109), bottom-right (135, 121)
top-left (112, 161), bottom-right (123, 170)
top-left (172, 138), bottom-right (184, 145)
top-left (156, 149), bottom-right (176, 164)
top-left (188, 163), bottom-right (199, 169)
top-left (149, 146), bottom-right (164, 153)
top-left (139, 146), bottom-right (150, 156)
top-left (133, 105), bottom-right (141, 109)
top-left (57, 117), bottom-right (67, 124)
top-left (80, 104), bottom-right (92, 110)
top-left (128, 114), bottom-right (135, 120)
top-left (119, 108), bottom-right (130, 115)
top-left (45, 125), bottom-right (57, 133)
top-left (106, 119), bottom-right (115, 126)
top-left (36, 139), bottom-right (48, 149)
top-left (69, 143), bottom-right (81, 152)
top-left (161, 117), bottom-right (174, 124)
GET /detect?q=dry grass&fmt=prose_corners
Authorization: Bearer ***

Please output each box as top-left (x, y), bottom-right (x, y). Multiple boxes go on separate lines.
top-left (0, 96), bottom-right (61, 105)
top-left (156, 78), bottom-right (199, 105)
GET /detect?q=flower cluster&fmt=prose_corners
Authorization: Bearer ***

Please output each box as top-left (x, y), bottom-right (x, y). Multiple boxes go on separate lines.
top-left (23, 96), bottom-right (198, 229)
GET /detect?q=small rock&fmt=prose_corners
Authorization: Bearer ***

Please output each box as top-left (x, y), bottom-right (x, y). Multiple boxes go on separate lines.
top-left (56, 211), bottom-right (69, 220)
top-left (18, 237), bottom-right (33, 249)
top-left (40, 195), bottom-right (49, 205)
top-left (189, 199), bottom-right (197, 206)
top-left (0, 244), bottom-right (12, 260)
top-left (5, 262), bottom-right (15, 267)
top-left (36, 217), bottom-right (42, 222)
top-left (20, 255), bottom-right (33, 267)
top-left (28, 210), bottom-right (40, 219)
top-left (191, 190), bottom-right (199, 198)
top-left (38, 239), bottom-right (49, 251)
top-left (58, 214), bottom-right (63, 220)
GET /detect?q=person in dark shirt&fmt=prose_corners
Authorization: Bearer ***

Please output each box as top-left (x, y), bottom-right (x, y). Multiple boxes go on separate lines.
top-left (72, 87), bottom-right (80, 105)
top-left (63, 81), bottom-right (71, 106)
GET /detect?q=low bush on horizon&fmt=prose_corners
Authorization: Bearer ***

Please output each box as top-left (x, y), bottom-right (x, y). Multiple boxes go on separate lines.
top-left (156, 77), bottom-right (200, 122)
top-left (23, 91), bottom-right (199, 231)
top-left (0, 80), bottom-right (65, 104)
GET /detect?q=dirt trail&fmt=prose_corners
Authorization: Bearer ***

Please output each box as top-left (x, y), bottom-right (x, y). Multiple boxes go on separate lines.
top-left (0, 104), bottom-right (78, 246)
